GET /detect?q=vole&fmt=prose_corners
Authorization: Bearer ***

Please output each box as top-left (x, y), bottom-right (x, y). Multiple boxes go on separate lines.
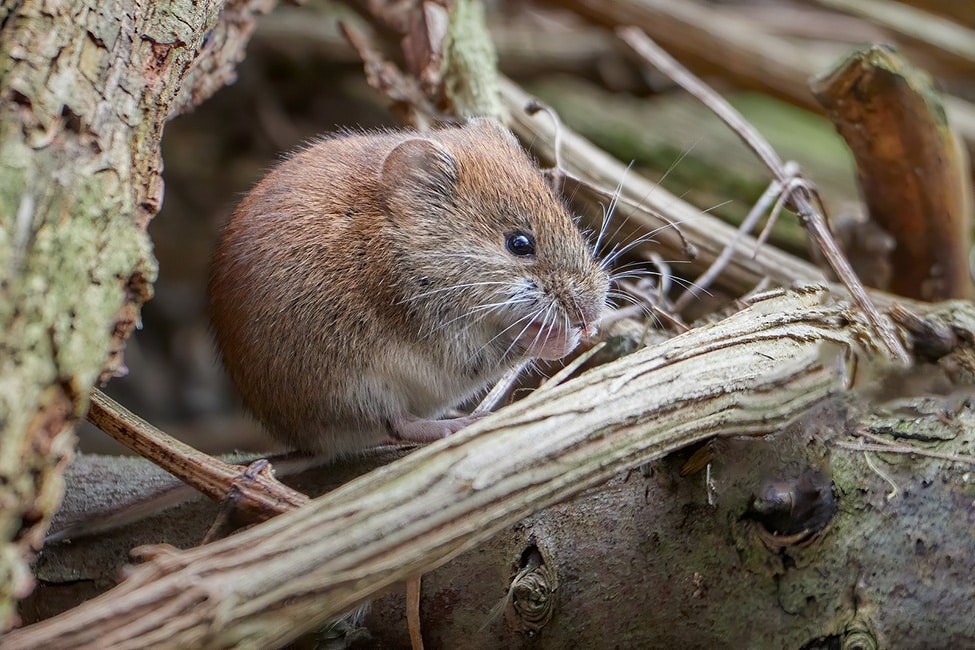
top-left (207, 118), bottom-right (609, 456)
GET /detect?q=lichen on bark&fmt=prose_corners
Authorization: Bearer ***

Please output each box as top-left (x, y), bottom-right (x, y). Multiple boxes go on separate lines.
top-left (0, 0), bottom-right (273, 629)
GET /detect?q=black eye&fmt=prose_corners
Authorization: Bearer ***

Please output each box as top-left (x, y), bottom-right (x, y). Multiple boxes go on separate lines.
top-left (505, 230), bottom-right (535, 257)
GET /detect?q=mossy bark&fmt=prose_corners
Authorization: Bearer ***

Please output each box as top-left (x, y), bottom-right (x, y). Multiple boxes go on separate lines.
top-left (0, 0), bottom-right (273, 629)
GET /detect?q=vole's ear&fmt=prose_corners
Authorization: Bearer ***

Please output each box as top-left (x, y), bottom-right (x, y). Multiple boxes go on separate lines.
top-left (379, 137), bottom-right (459, 214)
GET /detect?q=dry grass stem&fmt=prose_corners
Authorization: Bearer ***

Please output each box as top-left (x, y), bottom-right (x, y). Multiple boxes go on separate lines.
top-left (617, 27), bottom-right (909, 363)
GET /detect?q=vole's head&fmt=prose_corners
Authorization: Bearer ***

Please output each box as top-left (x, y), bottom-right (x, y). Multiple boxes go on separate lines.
top-left (379, 119), bottom-right (609, 361)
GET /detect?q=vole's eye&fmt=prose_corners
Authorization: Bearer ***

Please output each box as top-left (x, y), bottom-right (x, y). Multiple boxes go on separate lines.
top-left (505, 230), bottom-right (536, 257)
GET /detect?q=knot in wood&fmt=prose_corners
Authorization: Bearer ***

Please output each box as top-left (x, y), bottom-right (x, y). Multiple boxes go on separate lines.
top-left (841, 620), bottom-right (878, 650)
top-left (505, 557), bottom-right (558, 635)
top-left (749, 468), bottom-right (836, 546)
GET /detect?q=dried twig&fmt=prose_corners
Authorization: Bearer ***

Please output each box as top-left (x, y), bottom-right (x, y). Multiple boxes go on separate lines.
top-left (831, 427), bottom-right (975, 468)
top-left (473, 360), bottom-right (530, 414)
top-left (340, 22), bottom-right (438, 128)
top-left (673, 162), bottom-right (800, 311)
top-left (85, 390), bottom-right (309, 531)
top-left (617, 27), bottom-right (910, 364)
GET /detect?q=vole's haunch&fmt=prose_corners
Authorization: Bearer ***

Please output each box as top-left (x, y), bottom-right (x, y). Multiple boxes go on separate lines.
top-left (208, 118), bottom-right (609, 456)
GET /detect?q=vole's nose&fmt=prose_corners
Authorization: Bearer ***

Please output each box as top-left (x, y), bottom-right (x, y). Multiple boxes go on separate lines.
top-left (572, 319), bottom-right (598, 339)
top-left (569, 300), bottom-right (603, 339)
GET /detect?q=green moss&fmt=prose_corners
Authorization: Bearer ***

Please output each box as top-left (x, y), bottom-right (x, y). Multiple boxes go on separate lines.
top-left (443, 0), bottom-right (507, 121)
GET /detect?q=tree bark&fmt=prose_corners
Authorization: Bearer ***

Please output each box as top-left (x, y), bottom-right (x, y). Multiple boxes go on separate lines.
top-left (812, 44), bottom-right (974, 301)
top-left (0, 0), bottom-right (274, 630)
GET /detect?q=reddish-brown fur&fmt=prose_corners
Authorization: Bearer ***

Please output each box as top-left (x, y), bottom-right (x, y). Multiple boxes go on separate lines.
top-left (208, 119), bottom-right (608, 456)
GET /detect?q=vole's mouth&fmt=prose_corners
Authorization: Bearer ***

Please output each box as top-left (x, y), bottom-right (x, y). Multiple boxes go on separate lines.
top-left (516, 320), bottom-right (595, 360)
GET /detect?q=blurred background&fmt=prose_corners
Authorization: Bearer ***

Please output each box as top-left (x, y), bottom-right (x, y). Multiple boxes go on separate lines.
top-left (79, 0), bottom-right (975, 454)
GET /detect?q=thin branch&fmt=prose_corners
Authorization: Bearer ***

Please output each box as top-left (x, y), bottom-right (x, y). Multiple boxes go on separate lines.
top-left (673, 164), bottom-right (799, 311)
top-left (617, 27), bottom-right (910, 364)
top-left (86, 390), bottom-right (309, 526)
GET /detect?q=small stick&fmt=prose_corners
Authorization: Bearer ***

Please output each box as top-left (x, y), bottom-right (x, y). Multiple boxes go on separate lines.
top-left (621, 280), bottom-right (690, 333)
top-left (536, 342), bottom-right (607, 393)
top-left (524, 98), bottom-right (565, 172)
top-left (674, 166), bottom-right (795, 311)
top-left (406, 575), bottom-right (425, 650)
top-left (833, 439), bottom-right (975, 468)
top-left (86, 389), bottom-right (309, 527)
top-left (618, 27), bottom-right (909, 364)
top-left (473, 360), bottom-right (530, 414)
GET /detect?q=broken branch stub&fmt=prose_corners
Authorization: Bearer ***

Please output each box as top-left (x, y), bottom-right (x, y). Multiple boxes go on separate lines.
top-left (812, 44), bottom-right (975, 302)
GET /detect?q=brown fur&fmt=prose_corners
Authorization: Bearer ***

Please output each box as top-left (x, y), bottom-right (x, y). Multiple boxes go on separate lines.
top-left (208, 119), bottom-right (608, 456)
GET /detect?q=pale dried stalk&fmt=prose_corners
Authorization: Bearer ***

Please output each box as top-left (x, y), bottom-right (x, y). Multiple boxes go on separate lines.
top-left (673, 163), bottom-right (800, 311)
top-left (810, 0), bottom-right (975, 65)
top-left (2, 286), bottom-right (887, 650)
top-left (498, 77), bottom-right (828, 293)
top-left (617, 27), bottom-right (910, 364)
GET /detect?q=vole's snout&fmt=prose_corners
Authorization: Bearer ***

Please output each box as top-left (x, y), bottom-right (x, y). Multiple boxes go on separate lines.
top-left (564, 306), bottom-right (595, 338)
top-left (579, 322), bottom-right (599, 339)
top-left (569, 295), bottom-right (605, 340)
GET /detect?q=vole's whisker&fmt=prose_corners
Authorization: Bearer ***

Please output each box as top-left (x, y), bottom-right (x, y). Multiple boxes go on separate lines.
top-left (606, 296), bottom-right (656, 322)
top-left (615, 140), bottom-right (699, 224)
top-left (522, 306), bottom-right (555, 359)
top-left (699, 198), bottom-right (734, 215)
top-left (612, 270), bottom-right (705, 293)
top-left (593, 162), bottom-right (631, 257)
top-left (598, 233), bottom-right (665, 270)
top-left (399, 280), bottom-right (511, 304)
top-left (610, 260), bottom-right (664, 275)
top-left (597, 222), bottom-right (701, 271)
top-left (421, 296), bottom-right (532, 340)
top-left (567, 293), bottom-right (584, 330)
top-left (488, 311), bottom-right (538, 361)
top-left (606, 290), bottom-right (650, 313)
